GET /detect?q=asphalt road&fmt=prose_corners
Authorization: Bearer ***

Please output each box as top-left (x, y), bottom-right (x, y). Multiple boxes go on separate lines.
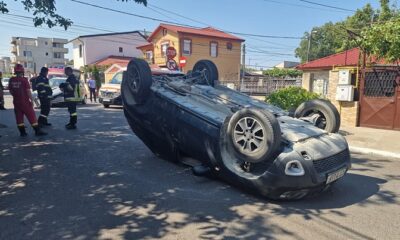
top-left (0, 94), bottom-right (399, 240)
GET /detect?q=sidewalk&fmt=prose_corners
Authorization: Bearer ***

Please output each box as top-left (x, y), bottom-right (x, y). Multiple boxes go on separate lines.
top-left (340, 126), bottom-right (400, 159)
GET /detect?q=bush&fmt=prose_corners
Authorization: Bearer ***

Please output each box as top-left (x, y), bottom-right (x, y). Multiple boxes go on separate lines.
top-left (266, 86), bottom-right (320, 111)
top-left (262, 68), bottom-right (302, 78)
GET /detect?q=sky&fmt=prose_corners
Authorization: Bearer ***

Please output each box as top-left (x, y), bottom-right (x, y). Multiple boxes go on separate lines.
top-left (0, 0), bottom-right (382, 69)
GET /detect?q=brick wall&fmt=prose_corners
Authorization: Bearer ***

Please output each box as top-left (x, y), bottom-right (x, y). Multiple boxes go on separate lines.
top-left (328, 70), bottom-right (359, 127)
top-left (301, 70), bottom-right (360, 127)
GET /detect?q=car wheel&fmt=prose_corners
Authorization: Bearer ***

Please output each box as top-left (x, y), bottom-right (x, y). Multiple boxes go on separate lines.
top-left (103, 104), bottom-right (110, 108)
top-left (294, 99), bottom-right (340, 133)
top-left (192, 60), bottom-right (219, 87)
top-left (122, 58), bottom-right (152, 106)
top-left (224, 108), bottom-right (282, 164)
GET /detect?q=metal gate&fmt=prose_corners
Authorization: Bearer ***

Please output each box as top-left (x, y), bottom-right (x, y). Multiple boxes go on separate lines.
top-left (359, 68), bottom-right (400, 130)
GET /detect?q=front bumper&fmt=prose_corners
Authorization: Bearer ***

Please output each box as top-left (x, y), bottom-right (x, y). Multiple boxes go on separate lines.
top-left (258, 134), bottom-right (351, 199)
top-left (99, 95), bottom-right (122, 105)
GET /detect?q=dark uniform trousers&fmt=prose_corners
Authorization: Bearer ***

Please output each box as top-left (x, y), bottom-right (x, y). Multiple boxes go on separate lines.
top-left (38, 97), bottom-right (51, 123)
top-left (67, 101), bottom-right (77, 125)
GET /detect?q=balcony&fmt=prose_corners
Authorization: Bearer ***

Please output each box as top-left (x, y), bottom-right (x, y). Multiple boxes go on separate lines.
top-left (53, 47), bottom-right (68, 53)
top-left (10, 46), bottom-right (17, 53)
top-left (52, 38), bottom-right (68, 44)
top-left (52, 58), bottom-right (67, 64)
top-left (12, 56), bottom-right (33, 62)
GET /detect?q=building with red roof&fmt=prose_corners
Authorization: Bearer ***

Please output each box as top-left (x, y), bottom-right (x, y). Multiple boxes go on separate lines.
top-left (137, 23), bottom-right (245, 82)
top-left (297, 48), bottom-right (400, 130)
top-left (93, 55), bottom-right (132, 67)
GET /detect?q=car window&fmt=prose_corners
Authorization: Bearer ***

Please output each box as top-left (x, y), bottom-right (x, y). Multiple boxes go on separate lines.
top-left (49, 77), bottom-right (66, 88)
top-left (110, 72), bottom-right (123, 84)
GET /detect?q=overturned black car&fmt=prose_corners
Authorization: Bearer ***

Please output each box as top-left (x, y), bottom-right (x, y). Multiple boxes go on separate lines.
top-left (121, 58), bottom-right (351, 200)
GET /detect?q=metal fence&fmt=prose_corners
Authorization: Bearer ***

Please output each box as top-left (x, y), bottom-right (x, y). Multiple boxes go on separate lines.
top-left (221, 76), bottom-right (302, 96)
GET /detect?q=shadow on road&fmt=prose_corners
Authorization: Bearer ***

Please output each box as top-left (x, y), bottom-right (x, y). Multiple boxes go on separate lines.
top-left (0, 107), bottom-right (397, 239)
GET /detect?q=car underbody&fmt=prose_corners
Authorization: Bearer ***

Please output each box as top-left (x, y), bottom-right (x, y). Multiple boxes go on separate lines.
top-left (121, 58), bottom-right (351, 200)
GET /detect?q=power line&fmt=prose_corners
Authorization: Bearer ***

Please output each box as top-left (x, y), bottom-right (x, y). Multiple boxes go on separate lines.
top-left (146, 2), bottom-right (302, 51)
top-left (148, 3), bottom-right (209, 27)
top-left (262, 0), bottom-right (349, 13)
top-left (70, 0), bottom-right (303, 39)
top-left (299, 0), bottom-right (355, 13)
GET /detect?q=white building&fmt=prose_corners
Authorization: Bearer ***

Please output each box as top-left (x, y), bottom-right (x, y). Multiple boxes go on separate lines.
top-left (0, 57), bottom-right (11, 73)
top-left (70, 31), bottom-right (148, 70)
top-left (274, 61), bottom-right (300, 69)
top-left (11, 37), bottom-right (68, 74)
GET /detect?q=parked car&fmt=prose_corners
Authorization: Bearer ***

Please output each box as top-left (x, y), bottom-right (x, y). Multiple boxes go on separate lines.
top-left (1, 77), bottom-right (9, 90)
top-left (100, 67), bottom-right (182, 108)
top-left (99, 71), bottom-right (123, 108)
top-left (33, 77), bottom-right (88, 107)
top-left (121, 58), bottom-right (351, 200)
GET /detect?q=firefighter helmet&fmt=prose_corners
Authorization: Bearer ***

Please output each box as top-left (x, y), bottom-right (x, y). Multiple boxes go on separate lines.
top-left (14, 64), bottom-right (25, 73)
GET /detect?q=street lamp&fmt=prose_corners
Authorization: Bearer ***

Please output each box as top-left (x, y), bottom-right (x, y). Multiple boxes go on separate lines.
top-left (306, 30), bottom-right (318, 62)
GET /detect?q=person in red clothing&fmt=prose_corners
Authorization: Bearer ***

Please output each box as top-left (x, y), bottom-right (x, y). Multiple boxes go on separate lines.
top-left (8, 64), bottom-right (47, 137)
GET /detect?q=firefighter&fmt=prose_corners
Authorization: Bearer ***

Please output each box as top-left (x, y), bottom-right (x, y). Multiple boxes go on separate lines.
top-left (36, 67), bottom-right (53, 127)
top-left (60, 67), bottom-right (80, 130)
top-left (8, 64), bottom-right (47, 136)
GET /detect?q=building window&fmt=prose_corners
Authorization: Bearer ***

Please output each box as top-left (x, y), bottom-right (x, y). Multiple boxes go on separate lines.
top-left (162, 29), bottom-right (167, 36)
top-left (53, 42), bottom-right (62, 48)
top-left (45, 41), bottom-right (48, 45)
top-left (145, 51), bottom-right (153, 61)
top-left (119, 47), bottom-right (123, 53)
top-left (45, 52), bottom-right (49, 56)
top-left (210, 42), bottom-right (218, 57)
top-left (182, 39), bottom-right (192, 56)
top-left (24, 62), bottom-right (34, 68)
top-left (161, 42), bottom-right (169, 57)
top-left (54, 52), bottom-right (62, 59)
top-left (227, 42), bottom-right (233, 50)
top-left (79, 44), bottom-right (83, 58)
top-left (23, 51), bottom-right (32, 57)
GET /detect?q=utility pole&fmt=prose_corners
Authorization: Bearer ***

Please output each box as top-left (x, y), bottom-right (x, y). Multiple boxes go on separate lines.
top-left (306, 32), bottom-right (312, 63)
top-left (240, 44), bottom-right (246, 92)
top-left (306, 30), bottom-right (317, 63)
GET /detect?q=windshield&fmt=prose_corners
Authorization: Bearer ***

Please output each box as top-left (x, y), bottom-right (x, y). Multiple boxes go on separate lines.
top-left (110, 72), bottom-right (123, 84)
top-left (49, 77), bottom-right (67, 88)
top-left (2, 78), bottom-right (9, 83)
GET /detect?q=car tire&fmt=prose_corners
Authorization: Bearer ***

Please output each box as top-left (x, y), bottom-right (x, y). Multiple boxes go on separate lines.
top-left (103, 104), bottom-right (110, 108)
top-left (192, 60), bottom-right (219, 87)
top-left (122, 58), bottom-right (152, 106)
top-left (224, 108), bottom-right (282, 163)
top-left (294, 99), bottom-right (340, 133)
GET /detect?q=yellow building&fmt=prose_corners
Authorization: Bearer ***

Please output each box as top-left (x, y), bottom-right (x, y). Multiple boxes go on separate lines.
top-left (137, 24), bottom-right (245, 82)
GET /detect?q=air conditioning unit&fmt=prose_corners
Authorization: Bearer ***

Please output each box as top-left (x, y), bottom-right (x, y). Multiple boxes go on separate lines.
top-left (336, 85), bottom-right (354, 101)
top-left (338, 70), bottom-right (352, 85)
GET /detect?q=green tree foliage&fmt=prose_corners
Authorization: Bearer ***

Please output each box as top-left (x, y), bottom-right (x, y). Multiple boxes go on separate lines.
top-left (0, 0), bottom-right (147, 29)
top-left (262, 68), bottom-right (302, 78)
top-left (295, 1), bottom-right (396, 63)
top-left (266, 86), bottom-right (320, 111)
top-left (358, 16), bottom-right (400, 62)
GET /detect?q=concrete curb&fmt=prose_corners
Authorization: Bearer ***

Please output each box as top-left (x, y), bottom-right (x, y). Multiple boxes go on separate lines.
top-left (350, 146), bottom-right (400, 159)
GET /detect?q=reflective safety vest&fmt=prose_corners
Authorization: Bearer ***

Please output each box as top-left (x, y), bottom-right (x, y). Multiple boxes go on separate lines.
top-left (35, 75), bottom-right (52, 99)
top-left (63, 75), bottom-right (81, 102)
